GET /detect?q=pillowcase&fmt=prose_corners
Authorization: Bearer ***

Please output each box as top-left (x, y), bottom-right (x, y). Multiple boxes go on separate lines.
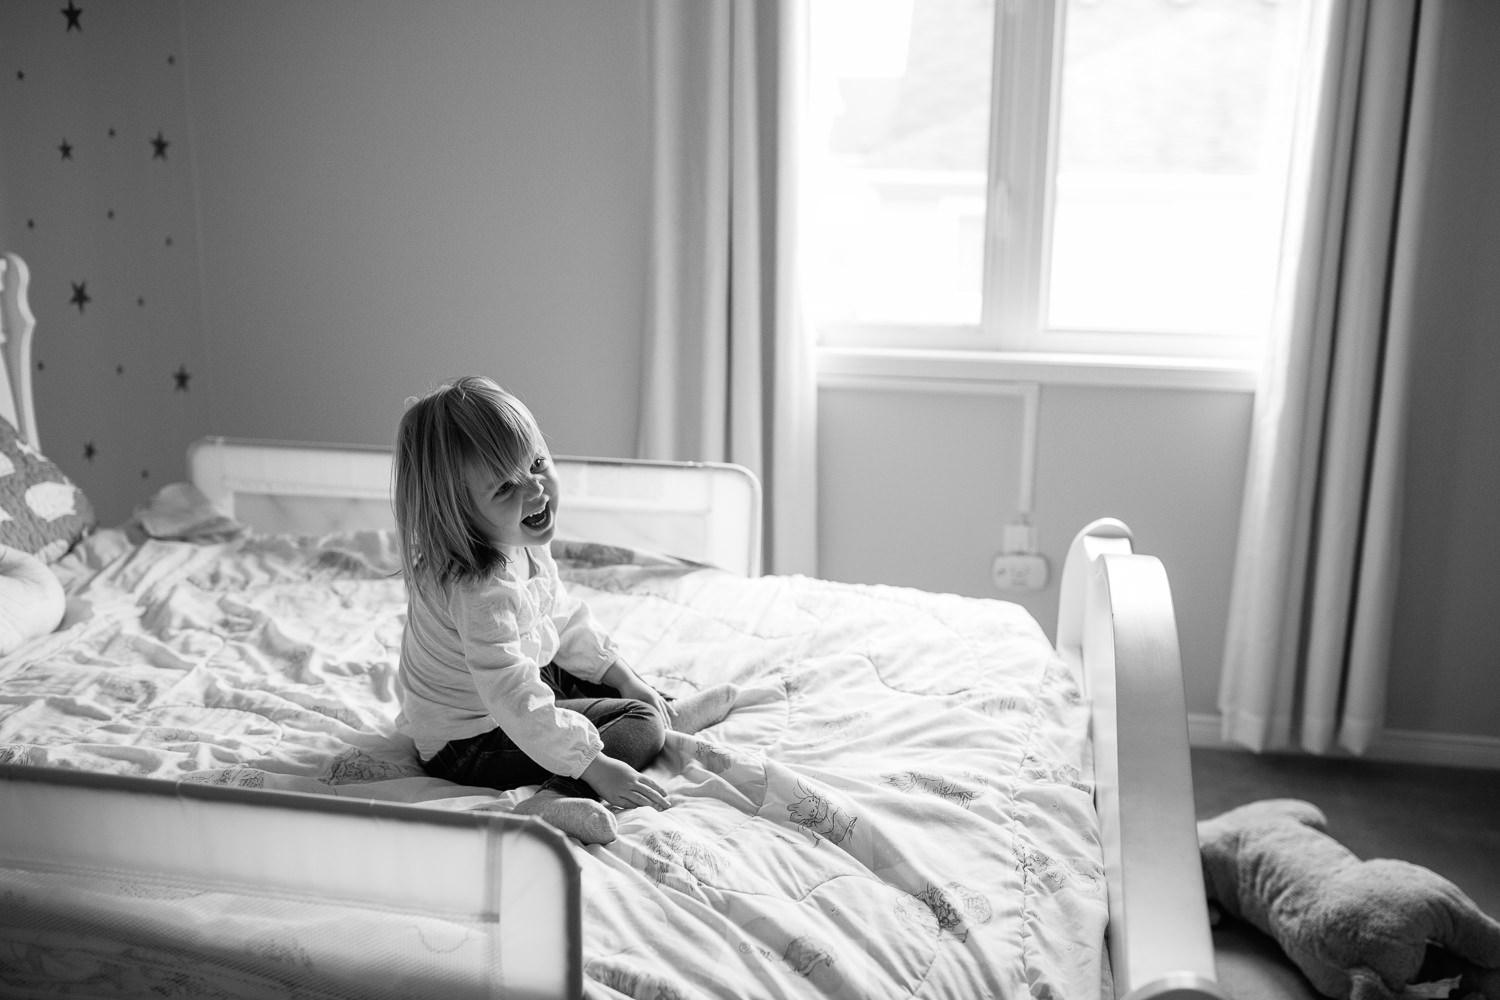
top-left (0, 544), bottom-right (65, 655)
top-left (0, 418), bottom-right (96, 563)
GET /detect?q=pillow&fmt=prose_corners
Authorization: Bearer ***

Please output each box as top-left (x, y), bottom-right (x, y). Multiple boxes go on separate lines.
top-left (0, 418), bottom-right (96, 562)
top-left (0, 544), bottom-right (65, 655)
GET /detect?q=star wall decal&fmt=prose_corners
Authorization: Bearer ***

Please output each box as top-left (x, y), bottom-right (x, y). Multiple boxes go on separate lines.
top-left (84, 441), bottom-right (96, 461)
top-left (69, 281), bottom-right (90, 313)
top-left (58, 139), bottom-right (73, 160)
top-left (62, 1), bottom-right (82, 32)
top-left (173, 365), bottom-right (192, 391)
top-left (151, 131), bottom-right (170, 159)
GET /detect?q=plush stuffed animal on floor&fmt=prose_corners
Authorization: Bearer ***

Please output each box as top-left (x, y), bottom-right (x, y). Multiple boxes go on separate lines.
top-left (1198, 798), bottom-right (1500, 1000)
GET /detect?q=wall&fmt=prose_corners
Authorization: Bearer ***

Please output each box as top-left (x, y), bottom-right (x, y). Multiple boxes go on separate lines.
top-left (0, 0), bottom-right (212, 522)
top-left (176, 1), bottom-right (652, 468)
top-left (818, 380), bottom-right (1253, 724)
top-left (2, 1), bottom-right (1497, 758)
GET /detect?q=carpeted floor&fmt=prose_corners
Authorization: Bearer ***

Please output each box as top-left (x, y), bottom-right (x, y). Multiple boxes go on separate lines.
top-left (1190, 747), bottom-right (1500, 1000)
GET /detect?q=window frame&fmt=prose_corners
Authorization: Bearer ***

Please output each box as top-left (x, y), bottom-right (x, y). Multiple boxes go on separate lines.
top-left (811, 0), bottom-right (1302, 377)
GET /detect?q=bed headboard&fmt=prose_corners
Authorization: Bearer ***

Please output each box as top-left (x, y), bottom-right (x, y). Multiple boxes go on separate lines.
top-left (188, 437), bottom-right (765, 577)
top-left (0, 253), bottom-right (42, 450)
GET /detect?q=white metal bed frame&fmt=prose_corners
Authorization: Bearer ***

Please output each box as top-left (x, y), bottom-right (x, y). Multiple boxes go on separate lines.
top-left (0, 251), bottom-right (1224, 1000)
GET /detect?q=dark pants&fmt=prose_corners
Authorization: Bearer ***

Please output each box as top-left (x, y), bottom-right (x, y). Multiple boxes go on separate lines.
top-left (420, 663), bottom-right (666, 800)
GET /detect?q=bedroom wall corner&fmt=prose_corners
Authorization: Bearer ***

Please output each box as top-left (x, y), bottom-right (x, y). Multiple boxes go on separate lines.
top-left (0, 0), bottom-right (213, 526)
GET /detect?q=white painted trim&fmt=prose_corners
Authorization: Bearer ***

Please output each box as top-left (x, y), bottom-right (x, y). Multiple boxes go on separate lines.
top-left (818, 346), bottom-right (1259, 393)
top-left (1188, 713), bottom-right (1500, 771)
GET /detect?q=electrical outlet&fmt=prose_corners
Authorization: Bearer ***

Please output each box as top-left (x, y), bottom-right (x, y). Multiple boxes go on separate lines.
top-left (992, 553), bottom-right (1049, 591)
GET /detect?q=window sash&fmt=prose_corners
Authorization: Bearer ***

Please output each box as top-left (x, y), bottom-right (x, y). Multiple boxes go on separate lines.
top-left (813, 0), bottom-right (1321, 365)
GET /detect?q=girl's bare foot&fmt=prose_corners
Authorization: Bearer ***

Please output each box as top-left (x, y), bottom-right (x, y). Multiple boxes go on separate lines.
top-left (667, 683), bottom-right (739, 734)
top-left (513, 790), bottom-right (618, 845)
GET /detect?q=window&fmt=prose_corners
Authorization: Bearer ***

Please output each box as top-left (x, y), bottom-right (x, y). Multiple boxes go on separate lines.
top-left (807, 0), bottom-right (1327, 364)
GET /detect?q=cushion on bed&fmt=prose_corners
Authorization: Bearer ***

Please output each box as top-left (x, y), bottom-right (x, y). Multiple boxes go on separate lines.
top-left (0, 543), bottom-right (65, 654)
top-left (0, 418), bottom-right (95, 562)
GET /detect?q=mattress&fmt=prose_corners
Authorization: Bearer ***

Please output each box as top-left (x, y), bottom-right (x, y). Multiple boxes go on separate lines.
top-left (1, 516), bottom-right (1107, 999)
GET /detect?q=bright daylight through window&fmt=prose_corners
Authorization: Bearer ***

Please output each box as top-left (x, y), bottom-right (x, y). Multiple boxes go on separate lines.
top-left (807, 0), bottom-right (1325, 363)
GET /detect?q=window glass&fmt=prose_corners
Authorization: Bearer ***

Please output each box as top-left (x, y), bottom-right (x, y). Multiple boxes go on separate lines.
top-left (807, 0), bottom-right (1323, 361)
top-left (808, 0), bottom-right (994, 328)
top-left (1047, 0), bottom-right (1311, 343)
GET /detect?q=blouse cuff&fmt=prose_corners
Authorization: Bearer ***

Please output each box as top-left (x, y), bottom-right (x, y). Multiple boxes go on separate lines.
top-left (570, 737), bottom-right (605, 779)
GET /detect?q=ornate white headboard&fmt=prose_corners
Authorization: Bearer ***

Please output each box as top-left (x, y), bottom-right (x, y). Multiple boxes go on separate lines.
top-left (0, 253), bottom-right (43, 450)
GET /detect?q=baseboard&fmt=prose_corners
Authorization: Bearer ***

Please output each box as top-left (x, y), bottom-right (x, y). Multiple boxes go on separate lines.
top-left (1187, 713), bottom-right (1500, 771)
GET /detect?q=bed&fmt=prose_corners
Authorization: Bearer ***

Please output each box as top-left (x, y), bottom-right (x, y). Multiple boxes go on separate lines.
top-left (0, 250), bottom-right (1224, 1000)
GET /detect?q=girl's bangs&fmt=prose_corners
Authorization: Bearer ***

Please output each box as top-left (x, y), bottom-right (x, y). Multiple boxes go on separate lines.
top-left (462, 395), bottom-right (543, 485)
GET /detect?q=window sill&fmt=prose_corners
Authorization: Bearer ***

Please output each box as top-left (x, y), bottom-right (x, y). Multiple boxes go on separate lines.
top-left (817, 346), bottom-right (1260, 393)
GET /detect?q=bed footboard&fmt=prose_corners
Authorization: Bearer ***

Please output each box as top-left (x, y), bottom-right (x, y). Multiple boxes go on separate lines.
top-left (1058, 519), bottom-right (1226, 1000)
top-left (0, 765), bottom-right (581, 1000)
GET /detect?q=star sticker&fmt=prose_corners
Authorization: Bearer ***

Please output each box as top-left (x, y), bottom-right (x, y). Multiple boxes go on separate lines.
top-left (58, 139), bottom-right (73, 160)
top-left (150, 130), bottom-right (170, 159)
top-left (61, 1), bottom-right (82, 32)
top-left (84, 441), bottom-right (96, 461)
top-left (173, 365), bottom-right (191, 391)
top-left (69, 281), bottom-right (90, 313)
top-left (16, 70), bottom-right (24, 81)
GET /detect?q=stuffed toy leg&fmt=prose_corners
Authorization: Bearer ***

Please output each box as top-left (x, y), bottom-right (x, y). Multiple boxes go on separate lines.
top-left (1198, 798), bottom-right (1500, 1000)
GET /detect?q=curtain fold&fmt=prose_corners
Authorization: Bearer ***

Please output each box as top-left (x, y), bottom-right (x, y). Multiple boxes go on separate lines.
top-left (1219, 0), bottom-right (1439, 756)
top-left (638, 0), bottom-right (817, 576)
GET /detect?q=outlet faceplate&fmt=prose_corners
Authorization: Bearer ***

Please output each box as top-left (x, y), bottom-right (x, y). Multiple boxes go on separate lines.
top-left (992, 553), bottom-right (1049, 591)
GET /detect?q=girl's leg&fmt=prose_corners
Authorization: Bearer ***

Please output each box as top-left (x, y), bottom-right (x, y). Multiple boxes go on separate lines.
top-left (553, 664), bottom-right (739, 735)
top-left (511, 790), bottom-right (617, 844)
top-left (665, 684), bottom-right (739, 734)
top-left (554, 695), bottom-right (666, 775)
top-left (420, 726), bottom-right (617, 844)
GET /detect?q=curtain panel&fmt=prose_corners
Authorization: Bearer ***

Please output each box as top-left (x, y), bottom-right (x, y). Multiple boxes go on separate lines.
top-left (1219, 0), bottom-right (1440, 756)
top-left (637, 0), bottom-right (817, 576)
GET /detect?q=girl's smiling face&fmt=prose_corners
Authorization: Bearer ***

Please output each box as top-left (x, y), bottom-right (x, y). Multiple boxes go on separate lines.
top-left (463, 448), bottom-right (560, 554)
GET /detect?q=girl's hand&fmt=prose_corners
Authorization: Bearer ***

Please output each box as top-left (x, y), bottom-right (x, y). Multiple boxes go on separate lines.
top-left (603, 660), bottom-right (671, 728)
top-left (580, 754), bottom-right (670, 811)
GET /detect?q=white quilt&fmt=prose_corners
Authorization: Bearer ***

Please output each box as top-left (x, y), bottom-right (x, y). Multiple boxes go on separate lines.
top-left (1, 520), bottom-right (1107, 999)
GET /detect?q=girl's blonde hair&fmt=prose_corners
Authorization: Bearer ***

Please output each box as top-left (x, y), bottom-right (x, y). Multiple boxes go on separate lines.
top-left (394, 376), bottom-right (546, 585)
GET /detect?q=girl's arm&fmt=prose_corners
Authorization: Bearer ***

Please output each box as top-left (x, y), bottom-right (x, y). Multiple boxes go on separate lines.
top-left (602, 659), bottom-right (670, 727)
top-left (580, 753), bottom-right (670, 811)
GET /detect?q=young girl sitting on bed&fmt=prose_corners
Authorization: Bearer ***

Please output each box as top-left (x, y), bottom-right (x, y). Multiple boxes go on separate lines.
top-left (393, 376), bottom-right (735, 845)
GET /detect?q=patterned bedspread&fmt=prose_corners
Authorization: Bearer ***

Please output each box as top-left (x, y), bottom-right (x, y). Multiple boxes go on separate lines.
top-left (1, 516), bottom-right (1107, 999)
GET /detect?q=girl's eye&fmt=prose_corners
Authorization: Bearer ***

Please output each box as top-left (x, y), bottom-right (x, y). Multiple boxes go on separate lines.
top-left (495, 482), bottom-right (514, 497)
top-left (531, 455), bottom-right (548, 471)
